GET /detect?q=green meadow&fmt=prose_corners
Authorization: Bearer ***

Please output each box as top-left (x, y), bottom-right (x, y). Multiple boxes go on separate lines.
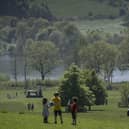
top-left (0, 87), bottom-right (129, 129)
top-left (72, 18), bottom-right (126, 34)
top-left (46, 0), bottom-right (119, 17)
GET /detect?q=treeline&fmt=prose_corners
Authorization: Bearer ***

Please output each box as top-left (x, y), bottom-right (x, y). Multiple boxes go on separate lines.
top-left (0, 0), bottom-right (129, 18)
top-left (0, 17), bottom-right (129, 87)
top-left (0, 0), bottom-right (54, 20)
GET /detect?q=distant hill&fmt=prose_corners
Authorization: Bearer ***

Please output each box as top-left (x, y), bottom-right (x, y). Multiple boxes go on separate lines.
top-left (46, 0), bottom-right (129, 18)
top-left (0, 0), bottom-right (128, 19)
top-left (0, 0), bottom-right (54, 20)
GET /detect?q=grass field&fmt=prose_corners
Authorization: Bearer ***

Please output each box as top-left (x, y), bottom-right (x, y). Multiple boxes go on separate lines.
top-left (72, 18), bottom-right (126, 34)
top-left (0, 87), bottom-right (129, 129)
top-left (37, 0), bottom-right (120, 17)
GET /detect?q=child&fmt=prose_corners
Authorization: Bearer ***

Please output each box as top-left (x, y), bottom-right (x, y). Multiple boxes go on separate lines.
top-left (42, 98), bottom-right (49, 123)
top-left (51, 92), bottom-right (63, 124)
top-left (70, 97), bottom-right (78, 125)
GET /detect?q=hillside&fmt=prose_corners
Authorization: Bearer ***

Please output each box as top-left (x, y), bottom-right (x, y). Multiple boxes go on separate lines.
top-left (0, 0), bottom-right (128, 19)
top-left (47, 0), bottom-right (120, 18)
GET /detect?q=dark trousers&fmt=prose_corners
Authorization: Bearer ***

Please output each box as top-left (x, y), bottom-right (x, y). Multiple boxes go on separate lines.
top-left (71, 112), bottom-right (77, 125)
top-left (44, 116), bottom-right (48, 123)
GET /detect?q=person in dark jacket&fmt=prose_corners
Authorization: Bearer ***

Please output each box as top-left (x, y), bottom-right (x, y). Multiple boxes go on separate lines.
top-left (70, 97), bottom-right (78, 125)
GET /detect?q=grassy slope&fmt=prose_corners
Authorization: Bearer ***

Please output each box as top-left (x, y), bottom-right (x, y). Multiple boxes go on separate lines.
top-left (0, 88), bottom-right (129, 129)
top-left (72, 18), bottom-right (126, 34)
top-left (38, 0), bottom-right (120, 17)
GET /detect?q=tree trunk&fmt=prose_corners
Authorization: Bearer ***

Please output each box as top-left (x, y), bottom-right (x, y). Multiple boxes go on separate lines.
top-left (14, 54), bottom-right (17, 86)
top-left (41, 71), bottom-right (45, 80)
top-left (88, 105), bottom-right (91, 111)
top-left (24, 55), bottom-right (28, 89)
top-left (40, 62), bottom-right (45, 80)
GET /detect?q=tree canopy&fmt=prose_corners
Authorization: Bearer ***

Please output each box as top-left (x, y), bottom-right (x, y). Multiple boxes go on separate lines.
top-left (0, 0), bottom-right (54, 20)
top-left (26, 40), bottom-right (59, 80)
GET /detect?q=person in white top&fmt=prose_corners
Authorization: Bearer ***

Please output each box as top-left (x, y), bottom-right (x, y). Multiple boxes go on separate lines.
top-left (42, 98), bottom-right (49, 123)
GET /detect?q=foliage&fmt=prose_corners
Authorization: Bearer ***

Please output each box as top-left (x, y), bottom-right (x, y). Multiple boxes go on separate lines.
top-left (59, 64), bottom-right (95, 106)
top-left (26, 40), bottom-right (59, 80)
top-left (62, 23), bottom-right (83, 65)
top-left (79, 41), bottom-right (118, 85)
top-left (120, 83), bottom-right (129, 107)
top-left (81, 69), bottom-right (107, 105)
top-left (0, 0), bottom-right (54, 20)
top-left (118, 37), bottom-right (129, 70)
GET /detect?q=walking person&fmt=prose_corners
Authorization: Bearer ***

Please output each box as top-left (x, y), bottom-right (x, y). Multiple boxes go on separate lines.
top-left (42, 98), bottom-right (49, 123)
top-left (70, 97), bottom-right (78, 125)
top-left (51, 92), bottom-right (63, 124)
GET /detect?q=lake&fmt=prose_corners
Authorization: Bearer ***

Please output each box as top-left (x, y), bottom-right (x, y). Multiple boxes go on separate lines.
top-left (0, 55), bottom-right (64, 81)
top-left (0, 55), bottom-right (129, 82)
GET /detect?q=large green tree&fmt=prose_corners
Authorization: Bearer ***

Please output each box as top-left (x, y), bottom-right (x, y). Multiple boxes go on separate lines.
top-left (26, 40), bottom-right (59, 80)
top-left (81, 69), bottom-right (107, 105)
top-left (59, 64), bottom-right (95, 107)
top-left (79, 41), bottom-right (118, 86)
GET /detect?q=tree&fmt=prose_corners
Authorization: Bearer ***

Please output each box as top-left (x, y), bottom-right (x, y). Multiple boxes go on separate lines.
top-left (62, 24), bottom-right (82, 66)
top-left (26, 41), bottom-right (59, 80)
top-left (120, 83), bottom-right (129, 107)
top-left (16, 22), bottom-right (31, 88)
top-left (0, 0), bottom-right (29, 17)
top-left (10, 47), bottom-right (18, 87)
top-left (81, 69), bottom-right (107, 105)
top-left (37, 22), bottom-right (85, 67)
top-left (79, 41), bottom-right (118, 86)
top-left (16, 22), bottom-right (30, 55)
top-left (0, 0), bottom-right (55, 20)
top-left (59, 64), bottom-right (95, 107)
top-left (100, 43), bottom-right (118, 86)
top-left (118, 38), bottom-right (129, 70)
top-left (29, 0), bottom-right (55, 20)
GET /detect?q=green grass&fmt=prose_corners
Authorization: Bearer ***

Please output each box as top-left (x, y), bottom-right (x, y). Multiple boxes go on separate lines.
top-left (72, 18), bottom-right (126, 34)
top-left (38, 0), bottom-right (120, 17)
top-left (0, 87), bottom-right (129, 129)
top-left (0, 111), bottom-right (128, 129)
top-left (0, 87), bottom-right (58, 112)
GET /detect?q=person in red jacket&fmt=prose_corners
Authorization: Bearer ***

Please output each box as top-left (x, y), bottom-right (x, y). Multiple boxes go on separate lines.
top-left (70, 97), bottom-right (78, 125)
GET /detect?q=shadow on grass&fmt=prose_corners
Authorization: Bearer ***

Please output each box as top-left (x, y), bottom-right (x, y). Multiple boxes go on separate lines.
top-left (89, 109), bottom-right (105, 112)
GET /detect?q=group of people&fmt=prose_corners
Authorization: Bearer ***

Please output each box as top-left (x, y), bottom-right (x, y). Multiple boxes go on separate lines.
top-left (42, 92), bottom-right (78, 125)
